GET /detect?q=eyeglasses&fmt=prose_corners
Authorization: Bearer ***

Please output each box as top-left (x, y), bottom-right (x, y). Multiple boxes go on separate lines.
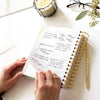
top-left (67, 0), bottom-right (100, 10)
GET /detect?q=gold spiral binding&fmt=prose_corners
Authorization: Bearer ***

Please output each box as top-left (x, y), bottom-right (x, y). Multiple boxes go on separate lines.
top-left (65, 71), bottom-right (77, 75)
top-left (62, 79), bottom-right (73, 85)
top-left (69, 60), bottom-right (80, 64)
top-left (75, 43), bottom-right (86, 48)
top-left (61, 32), bottom-right (89, 89)
top-left (63, 83), bottom-right (72, 89)
top-left (65, 71), bottom-right (76, 78)
top-left (68, 65), bottom-right (78, 70)
top-left (64, 75), bottom-right (74, 81)
top-left (74, 47), bottom-right (85, 53)
top-left (73, 50), bottom-right (81, 54)
top-left (78, 35), bottom-right (88, 41)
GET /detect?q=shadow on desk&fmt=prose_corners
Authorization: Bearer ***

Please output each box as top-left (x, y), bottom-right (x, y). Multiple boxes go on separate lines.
top-left (4, 77), bottom-right (35, 100)
top-left (43, 8), bottom-right (72, 28)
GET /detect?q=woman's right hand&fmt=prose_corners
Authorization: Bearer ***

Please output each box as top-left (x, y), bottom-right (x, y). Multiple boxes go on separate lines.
top-left (34, 70), bottom-right (61, 100)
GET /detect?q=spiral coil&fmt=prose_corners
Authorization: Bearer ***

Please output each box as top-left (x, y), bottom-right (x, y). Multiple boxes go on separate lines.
top-left (61, 31), bottom-right (89, 89)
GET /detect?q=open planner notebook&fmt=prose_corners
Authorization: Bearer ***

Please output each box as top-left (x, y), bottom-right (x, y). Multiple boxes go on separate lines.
top-left (23, 26), bottom-right (89, 89)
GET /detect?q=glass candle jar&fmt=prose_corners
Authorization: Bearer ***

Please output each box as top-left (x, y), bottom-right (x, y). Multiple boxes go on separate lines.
top-left (33, 0), bottom-right (57, 17)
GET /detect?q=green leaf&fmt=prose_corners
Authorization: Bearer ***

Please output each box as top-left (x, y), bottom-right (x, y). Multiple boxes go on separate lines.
top-left (76, 10), bottom-right (88, 20)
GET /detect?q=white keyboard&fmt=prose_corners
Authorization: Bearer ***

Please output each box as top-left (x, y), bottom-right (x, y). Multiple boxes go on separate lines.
top-left (0, 0), bottom-right (33, 18)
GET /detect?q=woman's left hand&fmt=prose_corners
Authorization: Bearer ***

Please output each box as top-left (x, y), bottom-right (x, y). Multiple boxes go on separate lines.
top-left (0, 57), bottom-right (27, 93)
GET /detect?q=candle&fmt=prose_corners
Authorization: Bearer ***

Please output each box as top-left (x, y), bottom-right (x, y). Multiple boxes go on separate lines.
top-left (33, 0), bottom-right (57, 17)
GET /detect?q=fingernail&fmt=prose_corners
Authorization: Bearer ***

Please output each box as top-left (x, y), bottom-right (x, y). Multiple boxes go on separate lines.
top-left (19, 72), bottom-right (23, 76)
top-left (48, 70), bottom-right (51, 73)
top-left (39, 71), bottom-right (43, 74)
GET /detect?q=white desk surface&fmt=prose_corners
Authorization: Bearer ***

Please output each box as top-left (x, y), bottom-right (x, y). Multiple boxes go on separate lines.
top-left (0, 0), bottom-right (100, 100)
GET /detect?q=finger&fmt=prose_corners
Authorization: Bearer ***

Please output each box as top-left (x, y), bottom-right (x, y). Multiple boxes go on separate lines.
top-left (20, 57), bottom-right (27, 61)
top-left (34, 78), bottom-right (38, 93)
top-left (34, 72), bottom-right (38, 93)
top-left (9, 72), bottom-right (23, 84)
top-left (16, 57), bottom-right (27, 62)
top-left (53, 73), bottom-right (60, 87)
top-left (45, 70), bottom-right (53, 84)
top-left (10, 64), bottom-right (25, 78)
top-left (16, 57), bottom-right (26, 61)
top-left (6, 60), bottom-right (26, 74)
top-left (22, 57), bottom-right (26, 59)
top-left (38, 71), bottom-right (45, 87)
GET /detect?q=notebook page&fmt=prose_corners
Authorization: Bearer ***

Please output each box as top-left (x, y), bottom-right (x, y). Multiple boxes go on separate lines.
top-left (24, 27), bottom-right (80, 80)
top-left (23, 61), bottom-right (36, 78)
top-left (0, 0), bottom-right (33, 18)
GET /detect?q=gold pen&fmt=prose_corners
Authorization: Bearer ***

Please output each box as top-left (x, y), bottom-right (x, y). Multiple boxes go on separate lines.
top-left (86, 42), bottom-right (89, 89)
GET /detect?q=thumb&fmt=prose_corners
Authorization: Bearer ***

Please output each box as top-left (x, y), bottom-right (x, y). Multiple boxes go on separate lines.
top-left (34, 72), bottom-right (38, 94)
top-left (10, 72), bottom-right (23, 83)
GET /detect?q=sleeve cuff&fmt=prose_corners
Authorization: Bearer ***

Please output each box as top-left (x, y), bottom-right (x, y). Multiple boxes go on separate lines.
top-left (0, 92), bottom-right (5, 97)
top-left (0, 96), bottom-right (3, 100)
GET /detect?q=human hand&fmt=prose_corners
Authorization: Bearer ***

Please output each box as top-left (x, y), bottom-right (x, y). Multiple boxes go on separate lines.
top-left (34, 70), bottom-right (61, 100)
top-left (0, 57), bottom-right (27, 93)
